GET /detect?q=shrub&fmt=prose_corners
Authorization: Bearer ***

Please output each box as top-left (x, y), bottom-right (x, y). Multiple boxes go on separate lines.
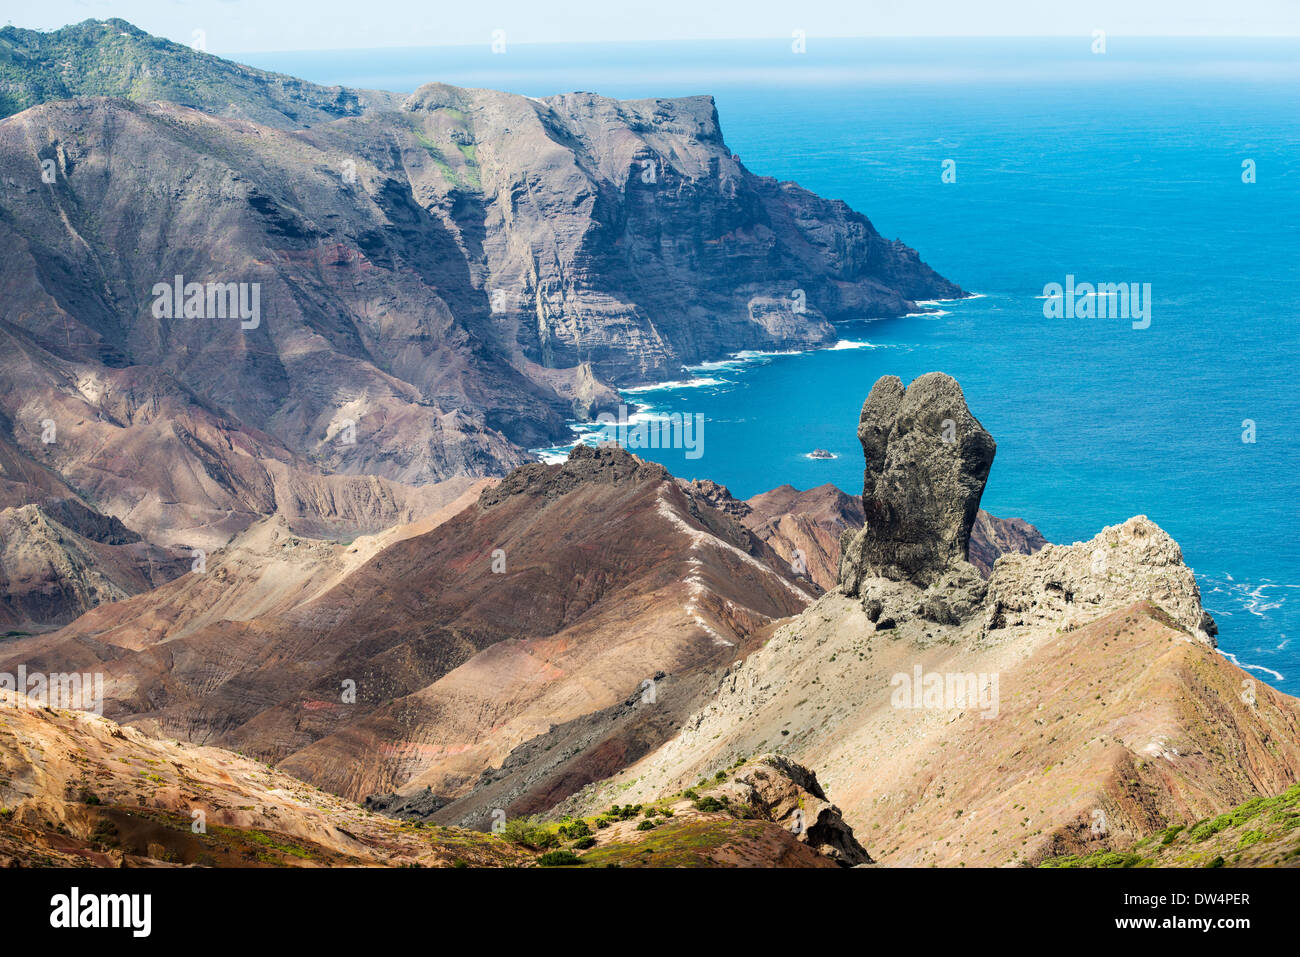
top-left (502, 816), bottom-right (558, 848)
top-left (537, 850), bottom-right (581, 866)
top-left (573, 836), bottom-right (596, 849)
top-left (635, 820), bottom-right (657, 831)
top-left (1238, 829), bottom-right (1266, 848)
top-left (693, 796), bottom-right (726, 812)
top-left (1190, 815), bottom-right (1233, 843)
top-left (558, 819), bottom-right (591, 840)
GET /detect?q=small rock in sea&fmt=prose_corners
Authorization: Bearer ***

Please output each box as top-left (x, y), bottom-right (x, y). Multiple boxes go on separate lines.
top-left (808, 448), bottom-right (835, 459)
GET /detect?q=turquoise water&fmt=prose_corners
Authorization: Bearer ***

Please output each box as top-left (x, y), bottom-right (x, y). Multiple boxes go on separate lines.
top-left (240, 39), bottom-right (1300, 693)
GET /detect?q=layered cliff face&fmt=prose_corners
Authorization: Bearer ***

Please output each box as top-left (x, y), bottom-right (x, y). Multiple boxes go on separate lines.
top-left (397, 83), bottom-right (963, 385)
top-left (0, 21), bottom-right (962, 585)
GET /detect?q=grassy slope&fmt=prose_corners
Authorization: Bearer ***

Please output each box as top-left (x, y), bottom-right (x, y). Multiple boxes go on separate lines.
top-left (1042, 782), bottom-right (1300, 868)
top-left (0, 18), bottom-right (378, 126)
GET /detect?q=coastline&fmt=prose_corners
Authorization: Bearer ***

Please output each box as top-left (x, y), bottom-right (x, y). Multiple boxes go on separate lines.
top-left (531, 294), bottom-right (977, 464)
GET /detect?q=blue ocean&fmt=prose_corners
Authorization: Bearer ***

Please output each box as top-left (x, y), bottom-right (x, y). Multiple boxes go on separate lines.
top-left (240, 39), bottom-right (1300, 694)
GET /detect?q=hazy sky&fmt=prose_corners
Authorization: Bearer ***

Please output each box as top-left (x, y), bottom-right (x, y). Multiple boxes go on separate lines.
top-left (6, 0), bottom-right (1298, 52)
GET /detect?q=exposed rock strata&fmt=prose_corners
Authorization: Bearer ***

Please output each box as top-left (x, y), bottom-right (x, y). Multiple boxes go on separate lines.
top-left (0, 21), bottom-right (964, 570)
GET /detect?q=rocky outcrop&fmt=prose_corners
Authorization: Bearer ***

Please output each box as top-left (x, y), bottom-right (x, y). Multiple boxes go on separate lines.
top-left (722, 755), bottom-right (872, 866)
top-left (480, 444), bottom-right (670, 507)
top-left (683, 479), bottom-right (753, 519)
top-left (983, 515), bottom-right (1217, 645)
top-left (839, 374), bottom-right (996, 594)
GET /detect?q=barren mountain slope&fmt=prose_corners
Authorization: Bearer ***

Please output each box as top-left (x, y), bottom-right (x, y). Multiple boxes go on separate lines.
top-left (0, 479), bottom-right (491, 652)
top-left (0, 504), bottom-right (189, 630)
top-left (273, 447), bottom-right (818, 803)
top-left (574, 585), bottom-right (1300, 867)
top-left (0, 689), bottom-right (530, 867)
top-left (2, 447), bottom-right (815, 809)
top-left (0, 19), bottom-right (396, 126)
top-left (0, 690), bottom-right (853, 868)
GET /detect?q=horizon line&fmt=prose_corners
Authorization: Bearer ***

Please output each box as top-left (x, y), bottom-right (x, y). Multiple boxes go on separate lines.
top-left (6, 22), bottom-right (1300, 52)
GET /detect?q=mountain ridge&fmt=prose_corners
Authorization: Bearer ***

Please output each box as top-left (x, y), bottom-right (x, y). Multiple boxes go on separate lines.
top-left (0, 21), bottom-right (964, 594)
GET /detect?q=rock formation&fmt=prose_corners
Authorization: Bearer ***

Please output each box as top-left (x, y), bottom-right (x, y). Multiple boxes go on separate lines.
top-left (836, 373), bottom-right (996, 626)
top-left (839, 373), bottom-right (996, 593)
top-left (983, 514), bottom-right (1217, 645)
top-left (562, 372), bottom-right (1280, 868)
top-left (722, 754), bottom-right (872, 866)
top-left (742, 482), bottom-right (1045, 591)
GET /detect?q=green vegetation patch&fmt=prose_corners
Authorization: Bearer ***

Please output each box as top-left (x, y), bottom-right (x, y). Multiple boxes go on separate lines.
top-left (1040, 849), bottom-right (1150, 869)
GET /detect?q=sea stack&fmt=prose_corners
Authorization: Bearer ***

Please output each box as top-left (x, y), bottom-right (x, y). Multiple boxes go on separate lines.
top-left (838, 373), bottom-right (995, 605)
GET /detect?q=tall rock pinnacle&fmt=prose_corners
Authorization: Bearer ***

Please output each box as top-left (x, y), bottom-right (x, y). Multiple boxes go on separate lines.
top-left (838, 373), bottom-right (996, 595)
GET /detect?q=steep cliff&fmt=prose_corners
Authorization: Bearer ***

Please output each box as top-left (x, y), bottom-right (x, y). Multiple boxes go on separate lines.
top-left (0, 21), bottom-right (963, 566)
